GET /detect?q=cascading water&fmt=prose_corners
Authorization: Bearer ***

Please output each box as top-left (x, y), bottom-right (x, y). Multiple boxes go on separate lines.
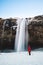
top-left (15, 19), bottom-right (22, 51)
top-left (17, 19), bottom-right (26, 51)
top-left (2, 20), bottom-right (7, 37)
top-left (15, 18), bottom-right (29, 52)
top-left (25, 19), bottom-right (29, 50)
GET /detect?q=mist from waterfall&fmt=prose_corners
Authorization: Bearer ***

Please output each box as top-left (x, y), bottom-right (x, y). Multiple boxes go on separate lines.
top-left (15, 18), bottom-right (29, 52)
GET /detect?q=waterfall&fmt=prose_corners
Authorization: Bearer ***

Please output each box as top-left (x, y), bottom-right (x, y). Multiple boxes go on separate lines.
top-left (15, 18), bottom-right (29, 52)
top-left (17, 19), bottom-right (26, 51)
top-left (2, 20), bottom-right (7, 37)
top-left (15, 19), bottom-right (22, 51)
top-left (25, 19), bottom-right (29, 50)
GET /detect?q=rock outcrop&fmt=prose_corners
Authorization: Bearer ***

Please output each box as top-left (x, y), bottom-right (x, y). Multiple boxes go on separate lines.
top-left (0, 15), bottom-right (43, 50)
top-left (0, 18), bottom-right (17, 50)
top-left (28, 15), bottom-right (43, 49)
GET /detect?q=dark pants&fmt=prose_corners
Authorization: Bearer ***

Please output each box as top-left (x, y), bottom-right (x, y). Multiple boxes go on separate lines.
top-left (29, 51), bottom-right (31, 55)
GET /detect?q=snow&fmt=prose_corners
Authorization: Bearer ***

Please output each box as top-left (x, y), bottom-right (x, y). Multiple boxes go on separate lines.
top-left (0, 51), bottom-right (43, 65)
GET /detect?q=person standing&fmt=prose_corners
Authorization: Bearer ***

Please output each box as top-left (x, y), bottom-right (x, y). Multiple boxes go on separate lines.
top-left (28, 45), bottom-right (31, 55)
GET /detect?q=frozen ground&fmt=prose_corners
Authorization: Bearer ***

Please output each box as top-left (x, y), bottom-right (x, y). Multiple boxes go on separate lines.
top-left (0, 51), bottom-right (43, 65)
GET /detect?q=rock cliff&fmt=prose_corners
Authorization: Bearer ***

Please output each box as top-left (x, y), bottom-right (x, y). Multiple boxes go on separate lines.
top-left (0, 15), bottom-right (43, 50)
top-left (28, 15), bottom-right (43, 49)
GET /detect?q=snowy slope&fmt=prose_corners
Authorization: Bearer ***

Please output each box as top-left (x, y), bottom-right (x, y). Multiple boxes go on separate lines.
top-left (0, 51), bottom-right (43, 65)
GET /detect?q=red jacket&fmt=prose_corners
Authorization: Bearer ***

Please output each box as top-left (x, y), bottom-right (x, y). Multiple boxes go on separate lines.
top-left (28, 46), bottom-right (31, 52)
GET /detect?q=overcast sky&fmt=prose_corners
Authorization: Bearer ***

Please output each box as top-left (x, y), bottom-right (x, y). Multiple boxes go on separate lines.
top-left (0, 0), bottom-right (43, 18)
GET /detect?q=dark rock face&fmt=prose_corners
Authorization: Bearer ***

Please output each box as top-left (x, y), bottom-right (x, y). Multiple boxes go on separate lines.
top-left (28, 15), bottom-right (43, 49)
top-left (0, 18), bottom-right (17, 50)
top-left (34, 15), bottom-right (43, 20)
top-left (0, 15), bottom-right (43, 50)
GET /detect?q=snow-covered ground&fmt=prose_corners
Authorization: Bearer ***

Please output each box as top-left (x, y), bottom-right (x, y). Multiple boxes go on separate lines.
top-left (0, 51), bottom-right (43, 65)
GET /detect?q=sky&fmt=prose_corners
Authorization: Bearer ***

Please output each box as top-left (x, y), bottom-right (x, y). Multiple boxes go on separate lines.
top-left (0, 0), bottom-right (43, 18)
